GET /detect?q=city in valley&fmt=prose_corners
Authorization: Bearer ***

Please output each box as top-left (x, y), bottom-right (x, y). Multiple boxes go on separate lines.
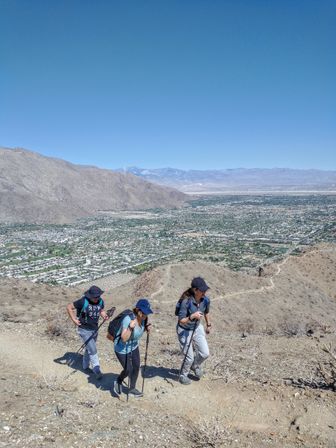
top-left (0, 194), bottom-right (335, 286)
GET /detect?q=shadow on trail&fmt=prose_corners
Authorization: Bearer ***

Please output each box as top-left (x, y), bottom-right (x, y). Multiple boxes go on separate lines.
top-left (142, 365), bottom-right (179, 381)
top-left (53, 354), bottom-right (184, 398)
top-left (53, 351), bottom-right (118, 392)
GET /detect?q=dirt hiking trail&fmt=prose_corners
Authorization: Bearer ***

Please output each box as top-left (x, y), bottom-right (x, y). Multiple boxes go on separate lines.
top-left (1, 243), bottom-right (336, 447)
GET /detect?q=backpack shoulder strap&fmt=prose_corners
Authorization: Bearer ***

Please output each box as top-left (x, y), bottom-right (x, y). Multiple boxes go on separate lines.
top-left (80, 297), bottom-right (89, 314)
top-left (184, 297), bottom-right (193, 316)
top-left (114, 310), bottom-right (135, 342)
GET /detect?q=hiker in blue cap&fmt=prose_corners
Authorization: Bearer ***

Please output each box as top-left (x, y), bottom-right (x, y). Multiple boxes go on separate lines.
top-left (66, 285), bottom-right (109, 379)
top-left (176, 277), bottom-right (211, 385)
top-left (109, 298), bottom-right (153, 398)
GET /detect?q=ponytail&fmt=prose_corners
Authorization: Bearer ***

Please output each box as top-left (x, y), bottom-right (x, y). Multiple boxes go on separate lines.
top-left (180, 288), bottom-right (195, 300)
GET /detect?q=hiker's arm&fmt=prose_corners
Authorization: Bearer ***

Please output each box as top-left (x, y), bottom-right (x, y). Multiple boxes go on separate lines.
top-left (179, 313), bottom-right (202, 325)
top-left (179, 310), bottom-right (203, 325)
top-left (178, 300), bottom-right (202, 325)
top-left (204, 313), bottom-right (211, 333)
top-left (66, 303), bottom-right (81, 326)
top-left (204, 301), bottom-right (211, 333)
top-left (120, 319), bottom-right (136, 342)
top-left (178, 301), bottom-right (190, 325)
top-left (204, 313), bottom-right (211, 326)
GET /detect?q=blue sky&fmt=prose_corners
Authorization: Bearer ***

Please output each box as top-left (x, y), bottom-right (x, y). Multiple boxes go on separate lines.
top-left (1, 0), bottom-right (335, 170)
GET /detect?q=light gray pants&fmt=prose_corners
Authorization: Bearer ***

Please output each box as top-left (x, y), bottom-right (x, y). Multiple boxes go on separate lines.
top-left (78, 327), bottom-right (100, 369)
top-left (177, 323), bottom-right (209, 376)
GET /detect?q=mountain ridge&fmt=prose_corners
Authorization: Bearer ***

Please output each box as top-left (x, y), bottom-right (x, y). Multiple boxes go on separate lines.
top-left (119, 166), bottom-right (336, 192)
top-left (0, 147), bottom-right (186, 224)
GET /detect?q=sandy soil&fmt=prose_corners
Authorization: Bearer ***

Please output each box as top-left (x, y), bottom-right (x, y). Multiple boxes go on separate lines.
top-left (0, 243), bottom-right (336, 447)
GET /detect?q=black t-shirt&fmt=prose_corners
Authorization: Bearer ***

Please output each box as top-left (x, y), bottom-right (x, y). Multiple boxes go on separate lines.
top-left (73, 297), bottom-right (104, 331)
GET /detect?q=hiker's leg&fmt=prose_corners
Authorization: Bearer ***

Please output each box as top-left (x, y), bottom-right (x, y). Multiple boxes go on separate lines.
top-left (129, 347), bottom-right (140, 390)
top-left (78, 328), bottom-right (100, 369)
top-left (192, 324), bottom-right (209, 368)
top-left (177, 326), bottom-right (194, 376)
top-left (89, 332), bottom-right (100, 369)
top-left (82, 349), bottom-right (90, 369)
top-left (115, 351), bottom-right (131, 384)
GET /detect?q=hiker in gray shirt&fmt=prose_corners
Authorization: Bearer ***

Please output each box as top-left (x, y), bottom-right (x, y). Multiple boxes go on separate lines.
top-left (176, 277), bottom-right (211, 385)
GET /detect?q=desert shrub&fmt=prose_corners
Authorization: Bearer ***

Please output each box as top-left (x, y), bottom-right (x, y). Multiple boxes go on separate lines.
top-left (45, 313), bottom-right (76, 340)
top-left (320, 343), bottom-right (336, 390)
top-left (237, 318), bottom-right (254, 335)
top-left (263, 325), bottom-right (276, 336)
top-left (304, 319), bottom-right (327, 336)
top-left (189, 417), bottom-right (231, 447)
top-left (0, 312), bottom-right (10, 322)
top-left (278, 319), bottom-right (303, 337)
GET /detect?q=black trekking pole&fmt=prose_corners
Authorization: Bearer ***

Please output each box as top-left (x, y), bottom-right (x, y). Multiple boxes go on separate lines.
top-left (126, 329), bottom-right (134, 402)
top-left (179, 319), bottom-right (197, 378)
top-left (68, 306), bottom-right (116, 366)
top-left (141, 331), bottom-right (150, 394)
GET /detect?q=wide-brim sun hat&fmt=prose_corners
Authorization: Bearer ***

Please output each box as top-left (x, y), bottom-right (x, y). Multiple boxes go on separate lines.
top-left (135, 298), bottom-right (153, 315)
top-left (85, 285), bottom-right (104, 299)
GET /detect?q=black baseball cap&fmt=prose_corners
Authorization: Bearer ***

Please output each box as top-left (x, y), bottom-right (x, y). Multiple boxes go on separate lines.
top-left (191, 277), bottom-right (209, 292)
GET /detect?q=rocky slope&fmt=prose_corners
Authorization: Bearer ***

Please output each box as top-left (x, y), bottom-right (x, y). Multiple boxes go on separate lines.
top-left (0, 147), bottom-right (186, 224)
top-left (0, 244), bottom-right (335, 447)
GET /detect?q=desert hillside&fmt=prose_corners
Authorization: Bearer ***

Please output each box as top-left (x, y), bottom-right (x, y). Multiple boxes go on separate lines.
top-left (0, 147), bottom-right (186, 224)
top-left (0, 244), bottom-right (336, 447)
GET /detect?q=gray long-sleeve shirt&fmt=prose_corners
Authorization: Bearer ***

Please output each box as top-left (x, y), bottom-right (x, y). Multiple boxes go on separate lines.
top-left (178, 295), bottom-right (210, 331)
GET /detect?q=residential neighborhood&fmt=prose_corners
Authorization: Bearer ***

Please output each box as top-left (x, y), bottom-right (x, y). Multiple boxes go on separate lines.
top-left (0, 194), bottom-right (335, 285)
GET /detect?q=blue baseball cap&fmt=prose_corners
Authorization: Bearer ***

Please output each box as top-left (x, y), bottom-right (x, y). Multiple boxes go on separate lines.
top-left (135, 298), bottom-right (153, 315)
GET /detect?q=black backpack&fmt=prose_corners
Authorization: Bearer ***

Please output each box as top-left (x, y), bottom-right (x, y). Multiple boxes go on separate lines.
top-left (175, 297), bottom-right (192, 316)
top-left (107, 309), bottom-right (135, 342)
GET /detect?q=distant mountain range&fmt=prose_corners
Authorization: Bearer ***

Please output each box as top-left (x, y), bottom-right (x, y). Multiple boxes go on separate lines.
top-left (119, 167), bottom-right (336, 193)
top-left (0, 148), bottom-right (186, 224)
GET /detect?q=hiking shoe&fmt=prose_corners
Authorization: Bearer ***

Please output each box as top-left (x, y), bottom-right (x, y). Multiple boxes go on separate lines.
top-left (113, 380), bottom-right (122, 395)
top-left (179, 375), bottom-right (192, 385)
top-left (128, 388), bottom-right (143, 398)
top-left (191, 366), bottom-right (203, 379)
top-left (92, 366), bottom-right (103, 380)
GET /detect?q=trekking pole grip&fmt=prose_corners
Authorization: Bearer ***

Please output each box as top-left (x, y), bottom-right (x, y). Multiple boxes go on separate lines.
top-left (107, 307), bottom-right (116, 318)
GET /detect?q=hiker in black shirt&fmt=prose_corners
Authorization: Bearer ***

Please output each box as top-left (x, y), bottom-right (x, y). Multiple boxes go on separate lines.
top-left (67, 285), bottom-right (109, 379)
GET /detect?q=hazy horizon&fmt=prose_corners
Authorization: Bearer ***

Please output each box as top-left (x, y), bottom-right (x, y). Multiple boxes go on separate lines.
top-left (2, 146), bottom-right (336, 173)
